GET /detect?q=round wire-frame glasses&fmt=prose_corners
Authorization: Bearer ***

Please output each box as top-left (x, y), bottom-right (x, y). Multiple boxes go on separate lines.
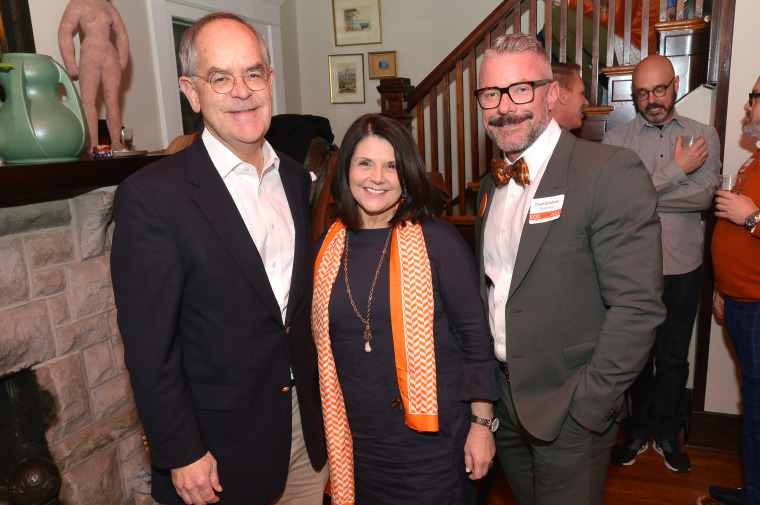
top-left (193, 70), bottom-right (270, 94)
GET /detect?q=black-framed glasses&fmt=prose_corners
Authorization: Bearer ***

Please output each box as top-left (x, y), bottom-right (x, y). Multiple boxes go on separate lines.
top-left (633, 76), bottom-right (675, 101)
top-left (474, 79), bottom-right (552, 109)
top-left (749, 92), bottom-right (760, 106)
top-left (193, 69), bottom-right (270, 94)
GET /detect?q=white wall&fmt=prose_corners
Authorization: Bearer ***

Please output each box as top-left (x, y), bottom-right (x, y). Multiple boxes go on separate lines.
top-left (283, 0), bottom-right (504, 144)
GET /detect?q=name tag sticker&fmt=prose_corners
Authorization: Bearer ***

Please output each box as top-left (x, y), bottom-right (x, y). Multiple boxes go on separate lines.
top-left (529, 195), bottom-right (564, 224)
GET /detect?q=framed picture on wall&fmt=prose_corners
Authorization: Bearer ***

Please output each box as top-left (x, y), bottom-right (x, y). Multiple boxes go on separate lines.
top-left (329, 54), bottom-right (365, 104)
top-left (368, 51), bottom-right (397, 79)
top-left (332, 0), bottom-right (382, 46)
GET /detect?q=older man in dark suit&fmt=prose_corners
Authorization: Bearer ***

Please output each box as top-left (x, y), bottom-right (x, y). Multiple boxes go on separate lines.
top-left (473, 33), bottom-right (665, 505)
top-left (111, 12), bottom-right (327, 505)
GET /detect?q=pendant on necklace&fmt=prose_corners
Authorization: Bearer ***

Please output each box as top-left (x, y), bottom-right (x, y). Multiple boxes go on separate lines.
top-left (363, 327), bottom-right (372, 353)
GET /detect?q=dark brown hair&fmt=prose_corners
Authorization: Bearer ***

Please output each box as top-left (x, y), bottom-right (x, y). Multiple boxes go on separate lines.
top-left (331, 114), bottom-right (436, 230)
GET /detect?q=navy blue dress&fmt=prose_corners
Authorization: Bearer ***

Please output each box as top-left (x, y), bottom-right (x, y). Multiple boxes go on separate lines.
top-left (322, 218), bottom-right (500, 505)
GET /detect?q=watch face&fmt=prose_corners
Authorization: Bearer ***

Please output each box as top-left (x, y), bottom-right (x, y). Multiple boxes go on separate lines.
top-left (491, 417), bottom-right (499, 432)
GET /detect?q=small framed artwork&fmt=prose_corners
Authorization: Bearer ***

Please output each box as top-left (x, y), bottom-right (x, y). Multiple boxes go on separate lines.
top-left (368, 51), bottom-right (397, 79)
top-left (332, 0), bottom-right (382, 46)
top-left (329, 54), bottom-right (365, 104)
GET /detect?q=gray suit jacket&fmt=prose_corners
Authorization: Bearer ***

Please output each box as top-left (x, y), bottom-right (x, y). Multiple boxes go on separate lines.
top-left (475, 130), bottom-right (666, 440)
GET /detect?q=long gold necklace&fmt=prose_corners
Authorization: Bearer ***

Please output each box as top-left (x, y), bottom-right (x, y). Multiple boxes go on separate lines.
top-left (343, 227), bottom-right (393, 352)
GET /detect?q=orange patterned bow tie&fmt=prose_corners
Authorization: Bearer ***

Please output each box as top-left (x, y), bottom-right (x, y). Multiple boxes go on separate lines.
top-left (491, 158), bottom-right (530, 189)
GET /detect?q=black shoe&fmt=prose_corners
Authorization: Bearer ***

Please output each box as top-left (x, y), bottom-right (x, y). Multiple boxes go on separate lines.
top-left (653, 439), bottom-right (691, 472)
top-left (610, 437), bottom-right (649, 466)
top-left (709, 485), bottom-right (745, 505)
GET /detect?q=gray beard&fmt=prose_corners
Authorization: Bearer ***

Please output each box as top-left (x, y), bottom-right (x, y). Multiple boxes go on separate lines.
top-left (486, 101), bottom-right (551, 156)
top-left (742, 118), bottom-right (760, 139)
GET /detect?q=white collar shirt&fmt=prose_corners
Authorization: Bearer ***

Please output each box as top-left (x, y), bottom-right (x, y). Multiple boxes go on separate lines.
top-left (203, 129), bottom-right (295, 323)
top-left (483, 120), bottom-right (562, 362)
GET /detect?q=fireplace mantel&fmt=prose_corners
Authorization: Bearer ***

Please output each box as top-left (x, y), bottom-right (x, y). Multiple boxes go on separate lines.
top-left (0, 155), bottom-right (164, 207)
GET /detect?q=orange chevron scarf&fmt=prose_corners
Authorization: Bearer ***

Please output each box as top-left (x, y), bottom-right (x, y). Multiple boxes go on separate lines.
top-left (312, 219), bottom-right (439, 505)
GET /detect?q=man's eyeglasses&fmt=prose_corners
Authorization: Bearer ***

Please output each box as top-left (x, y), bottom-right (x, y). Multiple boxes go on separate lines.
top-left (193, 69), bottom-right (269, 94)
top-left (474, 80), bottom-right (552, 109)
top-left (749, 92), bottom-right (760, 106)
top-left (633, 76), bottom-right (675, 101)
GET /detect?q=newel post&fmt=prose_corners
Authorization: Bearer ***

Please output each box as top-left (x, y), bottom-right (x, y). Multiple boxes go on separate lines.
top-left (377, 77), bottom-right (414, 129)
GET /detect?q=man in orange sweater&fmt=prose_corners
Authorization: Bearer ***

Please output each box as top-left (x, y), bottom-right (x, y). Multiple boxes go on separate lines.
top-left (710, 74), bottom-right (760, 505)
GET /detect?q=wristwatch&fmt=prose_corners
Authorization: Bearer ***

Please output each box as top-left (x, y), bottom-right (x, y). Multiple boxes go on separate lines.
top-left (471, 414), bottom-right (499, 432)
top-left (745, 209), bottom-right (760, 231)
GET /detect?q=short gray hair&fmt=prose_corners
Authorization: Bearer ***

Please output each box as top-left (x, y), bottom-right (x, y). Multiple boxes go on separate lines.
top-left (179, 11), bottom-right (271, 77)
top-left (484, 33), bottom-right (552, 80)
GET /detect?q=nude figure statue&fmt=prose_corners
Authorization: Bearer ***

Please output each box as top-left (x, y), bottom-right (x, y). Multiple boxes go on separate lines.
top-left (58, 0), bottom-right (129, 152)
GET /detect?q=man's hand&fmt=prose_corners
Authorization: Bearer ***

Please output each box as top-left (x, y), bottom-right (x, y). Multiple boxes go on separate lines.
top-left (713, 287), bottom-right (725, 320)
top-left (171, 451), bottom-right (223, 505)
top-left (673, 135), bottom-right (708, 175)
top-left (715, 190), bottom-right (760, 226)
top-left (464, 424), bottom-right (496, 480)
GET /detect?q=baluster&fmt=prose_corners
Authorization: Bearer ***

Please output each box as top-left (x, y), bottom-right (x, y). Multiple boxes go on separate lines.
top-left (623, 0), bottom-right (632, 64)
top-left (468, 47), bottom-right (479, 186)
top-left (591, 0), bottom-right (601, 105)
top-left (545, 0), bottom-right (553, 56)
top-left (575, 0), bottom-right (584, 68)
top-left (556, 0), bottom-right (566, 61)
top-left (641, 0), bottom-right (650, 57)
top-left (416, 103), bottom-right (425, 160)
top-left (514, 0), bottom-right (522, 34)
top-left (677, 0), bottom-right (685, 20)
top-left (430, 86), bottom-right (439, 175)
top-left (442, 72), bottom-right (452, 215)
top-left (695, 0), bottom-right (704, 18)
top-left (660, 0), bottom-right (668, 22)
top-left (606, 0), bottom-right (616, 68)
top-left (530, 0), bottom-right (538, 35)
top-left (456, 59), bottom-right (466, 216)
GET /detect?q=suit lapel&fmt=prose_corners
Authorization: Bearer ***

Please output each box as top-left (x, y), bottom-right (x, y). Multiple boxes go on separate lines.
top-left (278, 158), bottom-right (307, 328)
top-left (508, 131), bottom-right (574, 299)
top-left (477, 175), bottom-right (498, 306)
top-left (186, 141), bottom-right (284, 324)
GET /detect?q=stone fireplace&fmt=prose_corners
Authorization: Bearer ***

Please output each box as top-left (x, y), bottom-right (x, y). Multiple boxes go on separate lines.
top-left (0, 188), bottom-right (154, 505)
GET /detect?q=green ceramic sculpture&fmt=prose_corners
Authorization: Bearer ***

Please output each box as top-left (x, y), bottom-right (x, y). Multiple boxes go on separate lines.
top-left (0, 53), bottom-right (89, 164)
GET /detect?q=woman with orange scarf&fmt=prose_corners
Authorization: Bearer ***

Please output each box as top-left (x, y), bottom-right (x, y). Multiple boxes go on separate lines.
top-left (313, 114), bottom-right (501, 505)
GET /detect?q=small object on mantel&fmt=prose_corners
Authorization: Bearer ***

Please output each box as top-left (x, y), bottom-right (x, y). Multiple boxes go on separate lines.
top-left (91, 145), bottom-right (113, 159)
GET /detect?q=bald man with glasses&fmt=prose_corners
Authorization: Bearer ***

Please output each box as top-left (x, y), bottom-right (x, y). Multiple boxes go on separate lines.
top-left (603, 54), bottom-right (721, 474)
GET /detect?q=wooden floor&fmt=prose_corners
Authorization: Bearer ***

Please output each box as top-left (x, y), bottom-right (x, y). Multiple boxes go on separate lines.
top-left (482, 444), bottom-right (743, 505)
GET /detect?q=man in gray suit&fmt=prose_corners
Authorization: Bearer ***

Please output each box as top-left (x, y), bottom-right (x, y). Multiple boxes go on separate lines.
top-left (474, 33), bottom-right (666, 505)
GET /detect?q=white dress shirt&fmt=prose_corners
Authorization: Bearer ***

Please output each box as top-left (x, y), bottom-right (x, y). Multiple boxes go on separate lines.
top-left (203, 129), bottom-right (295, 323)
top-left (484, 120), bottom-right (562, 362)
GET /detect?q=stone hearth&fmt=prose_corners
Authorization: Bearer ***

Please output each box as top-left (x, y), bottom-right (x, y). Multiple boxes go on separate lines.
top-left (0, 189), bottom-right (155, 505)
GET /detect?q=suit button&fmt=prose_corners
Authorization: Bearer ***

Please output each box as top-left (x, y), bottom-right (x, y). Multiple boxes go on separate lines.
top-left (281, 386), bottom-right (292, 392)
top-left (285, 326), bottom-right (290, 335)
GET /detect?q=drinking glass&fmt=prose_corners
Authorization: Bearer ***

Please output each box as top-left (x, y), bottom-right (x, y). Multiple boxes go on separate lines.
top-left (120, 128), bottom-right (133, 150)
